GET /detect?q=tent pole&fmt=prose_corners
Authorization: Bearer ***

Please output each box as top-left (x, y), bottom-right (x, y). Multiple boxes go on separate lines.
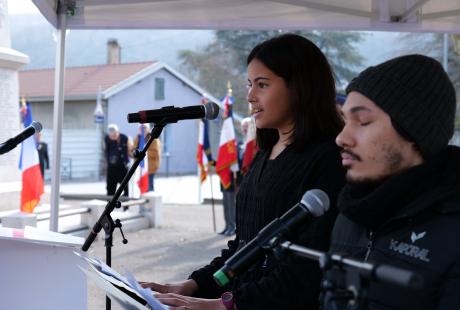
top-left (49, 5), bottom-right (67, 232)
top-left (443, 33), bottom-right (449, 74)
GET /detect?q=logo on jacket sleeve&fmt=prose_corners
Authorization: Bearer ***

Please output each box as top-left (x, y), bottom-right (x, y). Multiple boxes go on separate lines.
top-left (389, 231), bottom-right (430, 262)
top-left (411, 231), bottom-right (426, 243)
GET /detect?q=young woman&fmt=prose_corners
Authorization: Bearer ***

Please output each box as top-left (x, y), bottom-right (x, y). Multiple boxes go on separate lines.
top-left (143, 33), bottom-right (345, 310)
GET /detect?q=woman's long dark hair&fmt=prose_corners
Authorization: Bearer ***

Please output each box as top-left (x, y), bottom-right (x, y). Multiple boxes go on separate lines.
top-left (247, 34), bottom-right (343, 150)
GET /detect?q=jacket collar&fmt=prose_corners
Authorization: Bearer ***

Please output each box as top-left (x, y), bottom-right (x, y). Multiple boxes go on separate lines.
top-left (338, 146), bottom-right (460, 230)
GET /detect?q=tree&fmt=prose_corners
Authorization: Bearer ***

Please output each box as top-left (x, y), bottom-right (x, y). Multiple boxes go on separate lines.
top-left (179, 30), bottom-right (366, 117)
top-left (396, 33), bottom-right (460, 129)
top-left (396, 33), bottom-right (460, 87)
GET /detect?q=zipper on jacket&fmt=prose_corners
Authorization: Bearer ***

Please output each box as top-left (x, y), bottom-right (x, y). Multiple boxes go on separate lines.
top-left (364, 231), bottom-right (375, 262)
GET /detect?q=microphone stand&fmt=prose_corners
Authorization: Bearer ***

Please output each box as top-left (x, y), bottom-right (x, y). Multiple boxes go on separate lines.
top-left (81, 120), bottom-right (167, 310)
top-left (277, 241), bottom-right (423, 310)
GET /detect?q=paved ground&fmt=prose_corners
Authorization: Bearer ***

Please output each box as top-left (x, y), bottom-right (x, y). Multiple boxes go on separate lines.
top-left (88, 203), bottom-right (230, 309)
top-left (0, 175), bottom-right (230, 309)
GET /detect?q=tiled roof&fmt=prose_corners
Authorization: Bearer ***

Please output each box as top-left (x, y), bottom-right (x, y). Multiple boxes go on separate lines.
top-left (19, 61), bottom-right (156, 98)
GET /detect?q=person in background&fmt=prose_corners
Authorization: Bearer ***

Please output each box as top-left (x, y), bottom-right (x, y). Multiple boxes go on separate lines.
top-left (142, 33), bottom-right (345, 310)
top-left (133, 123), bottom-right (161, 192)
top-left (35, 132), bottom-right (49, 179)
top-left (104, 124), bottom-right (130, 197)
top-left (219, 176), bottom-right (237, 236)
top-left (328, 54), bottom-right (460, 309)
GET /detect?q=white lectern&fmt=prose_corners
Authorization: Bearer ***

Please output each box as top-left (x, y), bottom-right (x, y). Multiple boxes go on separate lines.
top-left (0, 226), bottom-right (86, 310)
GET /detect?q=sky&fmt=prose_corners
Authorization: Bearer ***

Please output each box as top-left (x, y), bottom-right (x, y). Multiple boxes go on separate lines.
top-left (7, 0), bottom-right (39, 15)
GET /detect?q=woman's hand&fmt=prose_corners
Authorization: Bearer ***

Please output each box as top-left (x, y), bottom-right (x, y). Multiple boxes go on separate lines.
top-left (155, 293), bottom-right (226, 310)
top-left (139, 279), bottom-right (198, 296)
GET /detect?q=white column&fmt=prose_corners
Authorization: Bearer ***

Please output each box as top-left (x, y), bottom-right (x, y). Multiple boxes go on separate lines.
top-left (50, 8), bottom-right (68, 232)
top-left (0, 0), bottom-right (28, 185)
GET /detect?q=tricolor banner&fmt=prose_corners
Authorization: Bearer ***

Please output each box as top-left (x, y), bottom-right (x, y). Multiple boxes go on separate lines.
top-left (216, 94), bottom-right (239, 189)
top-left (19, 102), bottom-right (44, 213)
top-left (136, 126), bottom-right (149, 194)
top-left (197, 114), bottom-right (214, 183)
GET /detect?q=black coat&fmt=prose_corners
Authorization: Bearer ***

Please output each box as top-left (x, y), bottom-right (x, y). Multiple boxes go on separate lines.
top-left (104, 133), bottom-right (129, 167)
top-left (328, 146), bottom-right (460, 310)
top-left (190, 140), bottom-right (345, 310)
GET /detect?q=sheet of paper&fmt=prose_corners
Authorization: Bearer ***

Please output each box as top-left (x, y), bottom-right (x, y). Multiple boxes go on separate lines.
top-left (80, 266), bottom-right (148, 310)
top-left (75, 251), bottom-right (168, 310)
top-left (125, 269), bottom-right (168, 310)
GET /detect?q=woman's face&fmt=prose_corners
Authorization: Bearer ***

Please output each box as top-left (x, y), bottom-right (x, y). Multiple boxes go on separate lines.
top-left (247, 59), bottom-right (293, 132)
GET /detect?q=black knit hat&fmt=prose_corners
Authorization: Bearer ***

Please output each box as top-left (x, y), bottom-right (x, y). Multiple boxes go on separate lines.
top-left (346, 54), bottom-right (456, 157)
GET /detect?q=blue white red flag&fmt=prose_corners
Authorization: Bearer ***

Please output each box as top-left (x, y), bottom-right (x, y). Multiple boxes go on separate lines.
top-left (19, 101), bottom-right (44, 213)
top-left (215, 94), bottom-right (239, 189)
top-left (197, 96), bottom-right (214, 183)
top-left (136, 126), bottom-right (149, 194)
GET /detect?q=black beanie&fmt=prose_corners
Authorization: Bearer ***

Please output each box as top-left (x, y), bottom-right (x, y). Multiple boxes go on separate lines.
top-left (346, 54), bottom-right (456, 157)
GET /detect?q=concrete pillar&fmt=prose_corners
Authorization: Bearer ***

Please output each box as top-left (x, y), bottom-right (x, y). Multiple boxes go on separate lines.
top-left (80, 199), bottom-right (107, 232)
top-left (141, 192), bottom-right (163, 228)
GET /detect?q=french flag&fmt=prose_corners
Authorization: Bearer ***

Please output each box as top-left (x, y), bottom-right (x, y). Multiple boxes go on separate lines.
top-left (197, 118), bottom-right (214, 183)
top-left (18, 102), bottom-right (44, 213)
top-left (215, 94), bottom-right (239, 189)
top-left (136, 126), bottom-right (149, 194)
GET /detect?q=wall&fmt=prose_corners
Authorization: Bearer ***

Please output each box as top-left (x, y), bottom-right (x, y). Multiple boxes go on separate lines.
top-left (108, 67), bottom-right (204, 175)
top-left (30, 100), bottom-right (99, 129)
top-left (42, 128), bottom-right (103, 181)
top-left (30, 100), bottom-right (104, 180)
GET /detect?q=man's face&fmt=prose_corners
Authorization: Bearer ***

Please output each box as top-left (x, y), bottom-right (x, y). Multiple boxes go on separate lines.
top-left (336, 92), bottom-right (424, 184)
top-left (108, 131), bottom-right (119, 141)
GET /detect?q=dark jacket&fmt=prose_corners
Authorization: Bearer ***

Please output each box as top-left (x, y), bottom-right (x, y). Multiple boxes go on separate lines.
top-left (104, 133), bottom-right (130, 167)
top-left (328, 146), bottom-right (460, 310)
top-left (190, 140), bottom-right (345, 310)
top-left (37, 141), bottom-right (49, 177)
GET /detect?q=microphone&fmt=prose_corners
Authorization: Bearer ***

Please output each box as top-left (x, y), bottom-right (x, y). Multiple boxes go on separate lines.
top-left (0, 121), bottom-right (42, 155)
top-left (213, 189), bottom-right (330, 287)
top-left (127, 102), bottom-right (220, 124)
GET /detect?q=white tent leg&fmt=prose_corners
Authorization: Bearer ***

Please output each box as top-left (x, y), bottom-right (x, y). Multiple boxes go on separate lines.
top-left (50, 7), bottom-right (67, 232)
top-left (443, 33), bottom-right (449, 73)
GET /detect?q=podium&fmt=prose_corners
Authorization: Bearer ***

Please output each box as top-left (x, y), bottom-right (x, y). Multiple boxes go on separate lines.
top-left (0, 226), bottom-right (86, 310)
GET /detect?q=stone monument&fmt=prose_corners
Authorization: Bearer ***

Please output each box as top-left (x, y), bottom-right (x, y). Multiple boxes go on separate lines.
top-left (0, 0), bottom-right (29, 182)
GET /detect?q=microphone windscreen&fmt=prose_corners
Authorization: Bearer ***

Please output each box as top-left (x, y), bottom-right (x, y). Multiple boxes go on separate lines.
top-left (31, 121), bottom-right (43, 133)
top-left (301, 189), bottom-right (329, 217)
top-left (204, 102), bottom-right (220, 120)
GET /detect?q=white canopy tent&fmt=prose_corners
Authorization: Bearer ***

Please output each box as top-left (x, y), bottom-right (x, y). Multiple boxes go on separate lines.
top-left (29, 0), bottom-right (460, 231)
top-left (32, 0), bottom-right (460, 32)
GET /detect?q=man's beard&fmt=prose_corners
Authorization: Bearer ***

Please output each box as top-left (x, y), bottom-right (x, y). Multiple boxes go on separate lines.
top-left (345, 145), bottom-right (404, 186)
top-left (345, 172), bottom-right (388, 186)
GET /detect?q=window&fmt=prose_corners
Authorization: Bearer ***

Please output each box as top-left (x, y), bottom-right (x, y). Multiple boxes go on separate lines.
top-left (155, 78), bottom-right (165, 100)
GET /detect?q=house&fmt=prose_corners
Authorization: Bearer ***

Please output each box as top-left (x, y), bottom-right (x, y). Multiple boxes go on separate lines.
top-left (19, 40), bottom-right (221, 180)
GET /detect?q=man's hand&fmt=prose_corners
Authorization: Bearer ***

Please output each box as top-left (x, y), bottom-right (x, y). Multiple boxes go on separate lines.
top-left (155, 294), bottom-right (226, 310)
top-left (139, 279), bottom-right (198, 297)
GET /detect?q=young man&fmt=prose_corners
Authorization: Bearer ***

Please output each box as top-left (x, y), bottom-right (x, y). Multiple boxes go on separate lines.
top-left (330, 54), bottom-right (460, 309)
